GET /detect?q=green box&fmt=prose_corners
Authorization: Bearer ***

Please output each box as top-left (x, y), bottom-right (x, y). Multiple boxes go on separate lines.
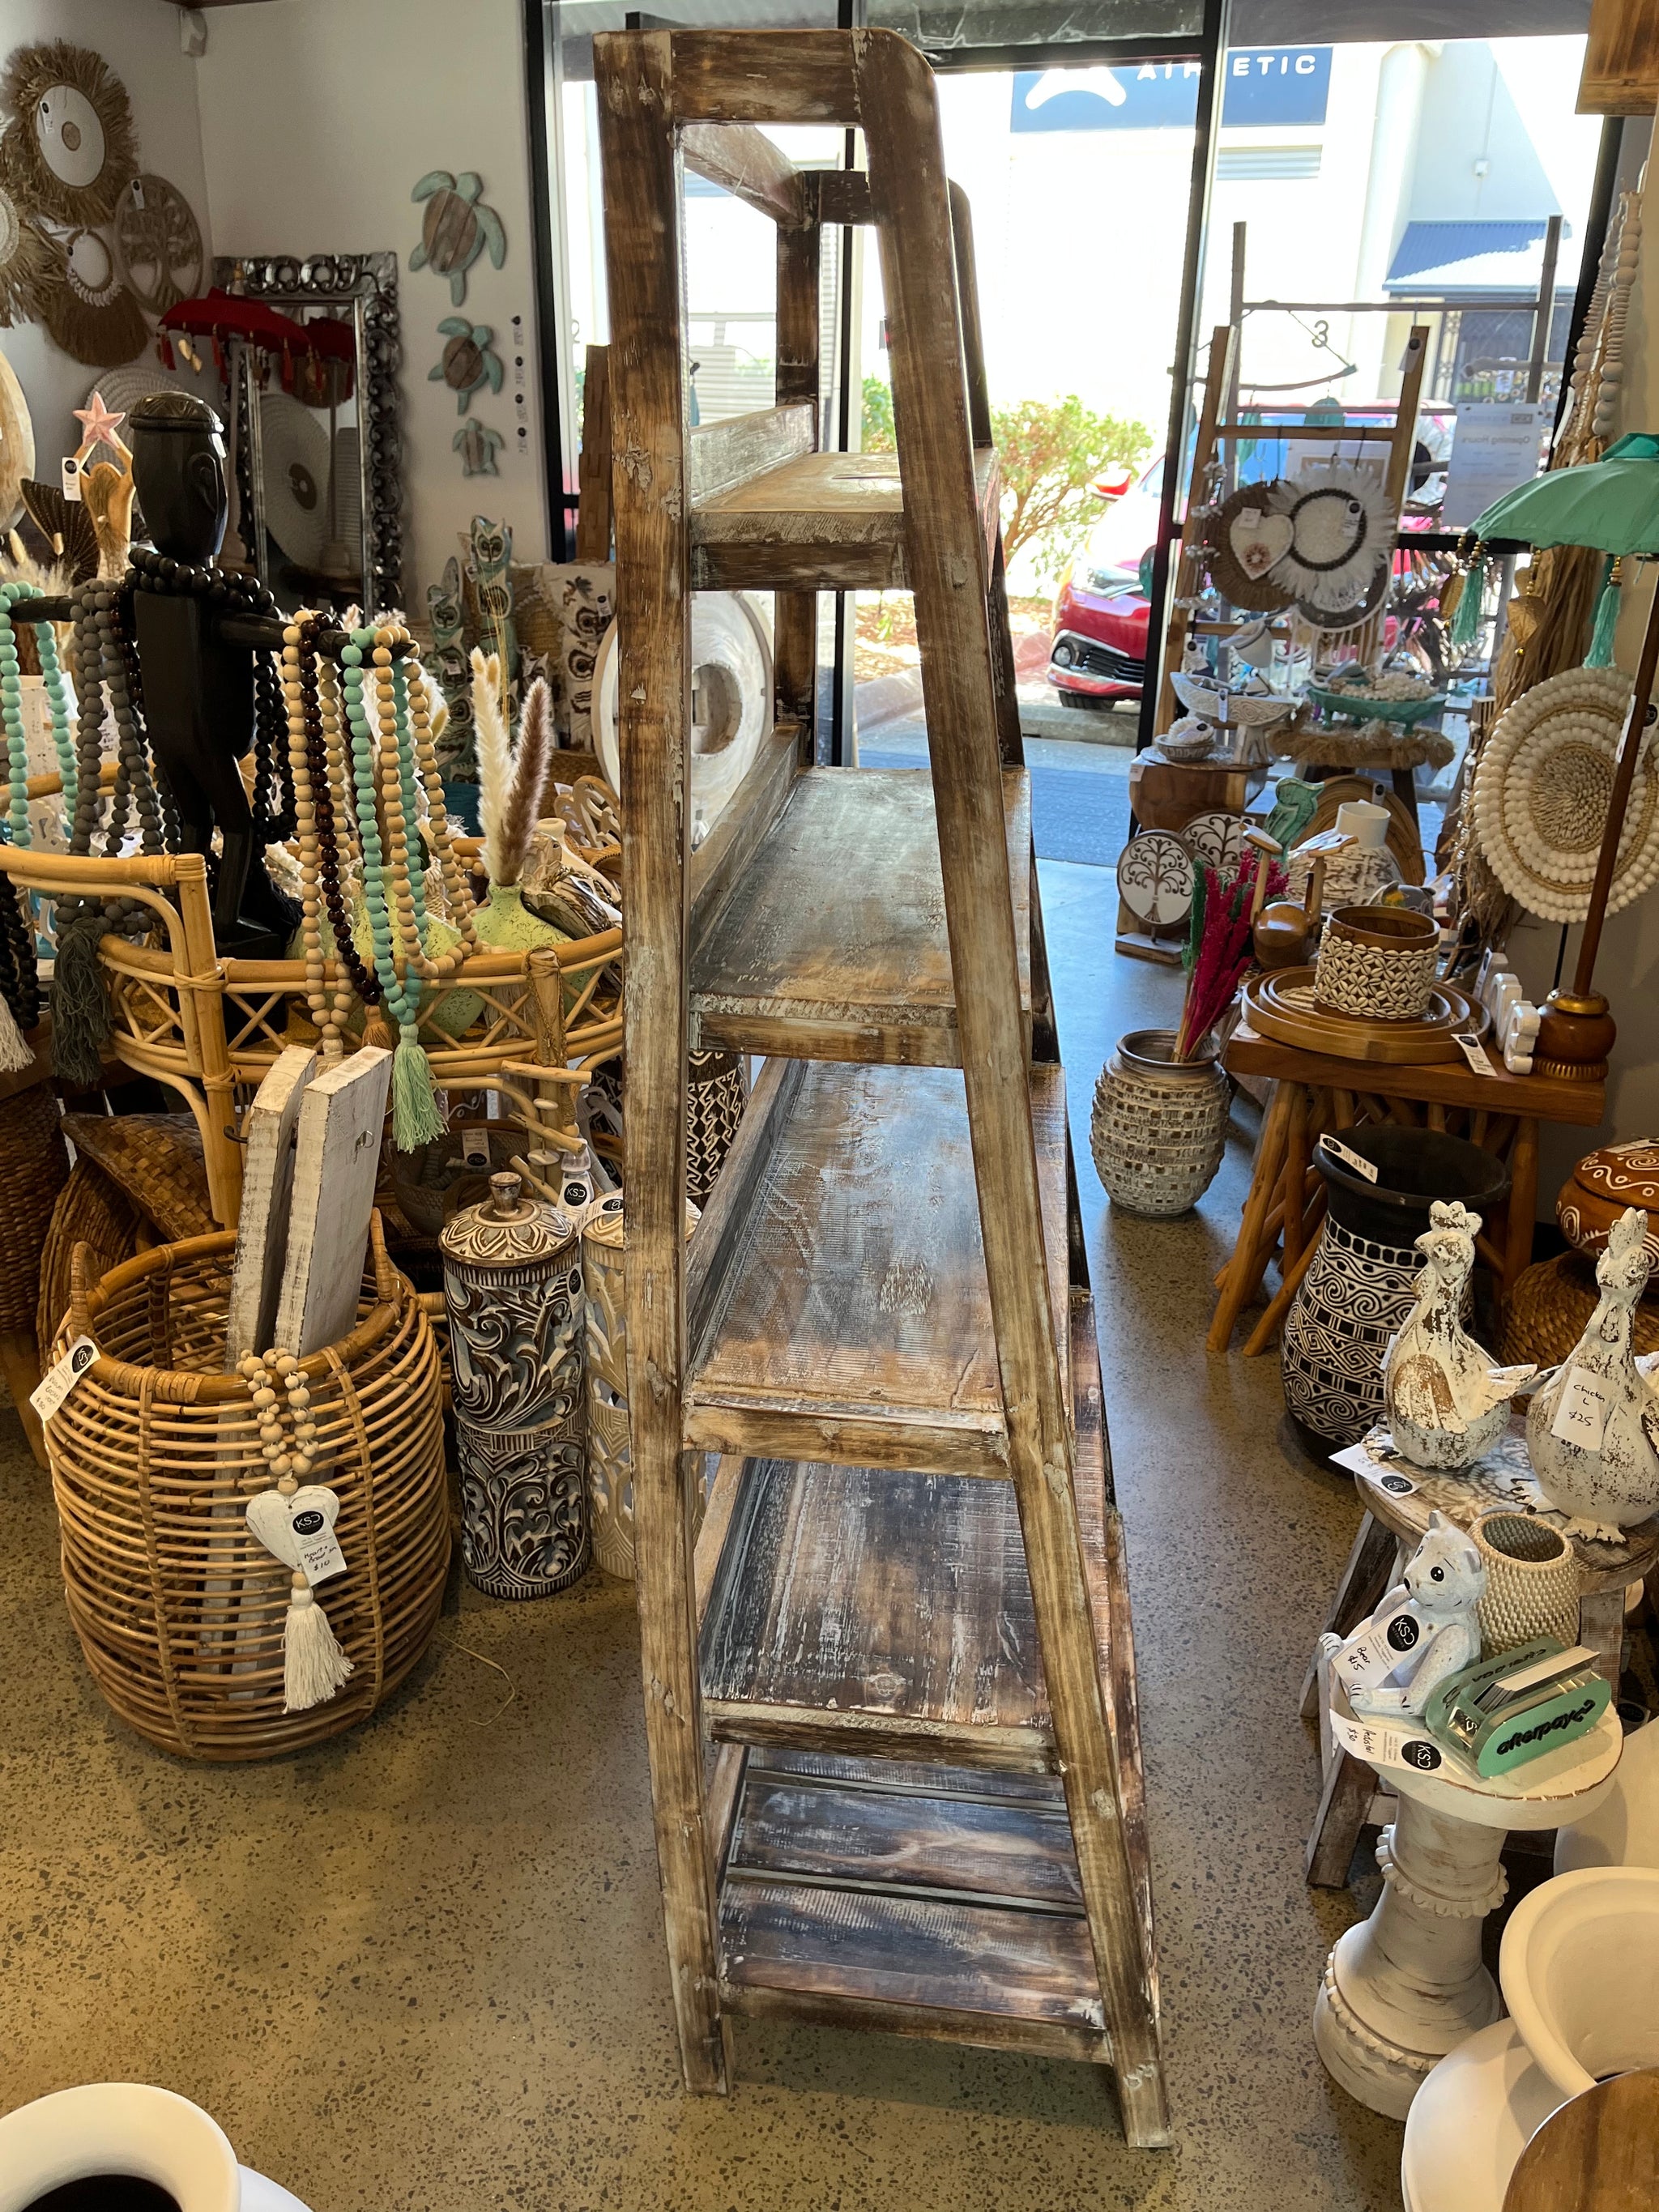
top-left (1425, 1639), bottom-right (1610, 1779)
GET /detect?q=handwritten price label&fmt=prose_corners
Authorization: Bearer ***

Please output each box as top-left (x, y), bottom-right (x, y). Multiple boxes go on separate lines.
top-left (1551, 1366), bottom-right (1611, 1452)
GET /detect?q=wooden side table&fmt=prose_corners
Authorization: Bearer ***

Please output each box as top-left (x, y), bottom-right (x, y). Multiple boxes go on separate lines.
top-left (1209, 1026), bottom-right (1606, 1357)
top-left (1303, 1422), bottom-right (1659, 1887)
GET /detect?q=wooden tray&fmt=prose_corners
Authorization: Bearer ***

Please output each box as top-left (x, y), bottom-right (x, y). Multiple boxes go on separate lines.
top-left (1242, 966), bottom-right (1489, 1065)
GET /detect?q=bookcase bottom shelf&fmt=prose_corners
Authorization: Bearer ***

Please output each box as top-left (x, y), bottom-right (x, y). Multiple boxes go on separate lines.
top-left (715, 1748), bottom-right (1112, 2066)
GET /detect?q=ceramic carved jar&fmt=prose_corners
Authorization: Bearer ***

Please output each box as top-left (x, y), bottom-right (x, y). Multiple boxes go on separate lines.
top-left (1090, 1027), bottom-right (1229, 1217)
top-left (441, 1170), bottom-right (589, 1597)
top-left (1282, 1127), bottom-right (1509, 1447)
top-left (1557, 1140), bottom-right (1659, 1264)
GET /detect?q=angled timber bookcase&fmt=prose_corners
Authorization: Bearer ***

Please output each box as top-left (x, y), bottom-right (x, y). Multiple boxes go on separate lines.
top-left (595, 25), bottom-right (1171, 2146)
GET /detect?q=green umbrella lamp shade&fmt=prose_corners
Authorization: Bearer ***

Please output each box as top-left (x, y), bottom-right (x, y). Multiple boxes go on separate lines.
top-left (1473, 433), bottom-right (1659, 555)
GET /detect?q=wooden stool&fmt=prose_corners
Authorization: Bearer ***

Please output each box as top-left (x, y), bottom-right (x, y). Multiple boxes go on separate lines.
top-left (1503, 2069), bottom-right (1659, 2212)
top-left (1304, 1422), bottom-right (1659, 1887)
top-left (1209, 1029), bottom-right (1607, 1356)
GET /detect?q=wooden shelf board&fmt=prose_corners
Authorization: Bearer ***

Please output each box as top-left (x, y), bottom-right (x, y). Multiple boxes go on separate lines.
top-left (691, 447), bottom-right (1000, 592)
top-left (719, 1751), bottom-right (1106, 2059)
top-left (689, 767), bottom-right (1031, 1066)
top-left (684, 1058), bottom-right (1069, 1477)
top-left (699, 1457), bottom-right (1056, 1771)
top-left (732, 1750), bottom-right (1082, 1907)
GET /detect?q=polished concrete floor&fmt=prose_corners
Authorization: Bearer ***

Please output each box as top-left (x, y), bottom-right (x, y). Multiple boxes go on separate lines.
top-left (0, 859), bottom-right (1403, 2211)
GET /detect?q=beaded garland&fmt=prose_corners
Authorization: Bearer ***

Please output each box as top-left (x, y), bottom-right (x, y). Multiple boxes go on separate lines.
top-left (0, 580), bottom-right (76, 846)
top-left (284, 614), bottom-right (361, 1056)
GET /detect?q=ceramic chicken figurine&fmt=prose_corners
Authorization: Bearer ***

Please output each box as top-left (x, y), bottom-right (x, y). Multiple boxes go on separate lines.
top-left (1529, 1206), bottom-right (1659, 1541)
top-left (1320, 1514), bottom-right (1486, 1717)
top-left (1384, 1201), bottom-right (1537, 1469)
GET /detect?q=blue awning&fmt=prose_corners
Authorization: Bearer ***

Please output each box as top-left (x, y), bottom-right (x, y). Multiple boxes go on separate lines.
top-left (1384, 218), bottom-right (1574, 295)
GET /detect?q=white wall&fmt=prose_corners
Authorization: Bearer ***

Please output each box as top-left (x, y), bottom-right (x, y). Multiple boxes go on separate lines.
top-left (194, 0), bottom-right (550, 602)
top-left (0, 0), bottom-right (214, 474)
top-left (1503, 131), bottom-right (1659, 1209)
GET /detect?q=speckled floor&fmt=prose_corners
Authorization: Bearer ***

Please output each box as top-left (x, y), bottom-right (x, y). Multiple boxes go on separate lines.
top-left (0, 858), bottom-right (1404, 2212)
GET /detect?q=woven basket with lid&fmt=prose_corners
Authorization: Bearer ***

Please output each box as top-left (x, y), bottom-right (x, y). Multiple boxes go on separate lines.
top-left (48, 1216), bottom-right (448, 1761)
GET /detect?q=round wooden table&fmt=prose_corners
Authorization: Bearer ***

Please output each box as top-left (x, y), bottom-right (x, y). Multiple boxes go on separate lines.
top-left (1350, 1421), bottom-right (1659, 1686)
top-left (1315, 1700), bottom-right (1623, 2119)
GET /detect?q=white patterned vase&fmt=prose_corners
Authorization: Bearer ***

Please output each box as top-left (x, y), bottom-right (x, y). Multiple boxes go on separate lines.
top-left (1090, 1028), bottom-right (1230, 1217)
top-left (1282, 1217), bottom-right (1422, 1446)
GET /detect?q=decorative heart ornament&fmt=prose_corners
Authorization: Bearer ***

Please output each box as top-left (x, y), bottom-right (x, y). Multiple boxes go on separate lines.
top-left (1230, 507), bottom-right (1293, 578)
top-left (246, 1485), bottom-right (346, 1584)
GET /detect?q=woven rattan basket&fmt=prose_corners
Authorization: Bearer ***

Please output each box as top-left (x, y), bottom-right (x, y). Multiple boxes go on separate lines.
top-left (49, 1217), bottom-right (449, 1761)
top-left (1500, 1249), bottom-right (1659, 1369)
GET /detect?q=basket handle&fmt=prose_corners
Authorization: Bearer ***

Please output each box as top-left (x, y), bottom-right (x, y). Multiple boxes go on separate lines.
top-left (69, 1240), bottom-right (96, 1340)
top-left (368, 1208), bottom-right (398, 1303)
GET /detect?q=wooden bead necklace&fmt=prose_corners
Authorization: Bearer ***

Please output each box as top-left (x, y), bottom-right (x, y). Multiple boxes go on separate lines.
top-left (341, 623), bottom-right (444, 1149)
top-left (283, 614), bottom-right (358, 1056)
top-left (0, 580), bottom-right (76, 846)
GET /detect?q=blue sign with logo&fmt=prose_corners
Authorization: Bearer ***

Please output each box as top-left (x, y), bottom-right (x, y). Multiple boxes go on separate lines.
top-left (1010, 48), bottom-right (1330, 134)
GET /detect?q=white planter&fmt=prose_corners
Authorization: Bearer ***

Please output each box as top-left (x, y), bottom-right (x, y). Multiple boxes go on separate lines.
top-left (1090, 1027), bottom-right (1229, 1217)
top-left (1500, 1865), bottom-right (1659, 2100)
top-left (0, 2083), bottom-right (311, 2212)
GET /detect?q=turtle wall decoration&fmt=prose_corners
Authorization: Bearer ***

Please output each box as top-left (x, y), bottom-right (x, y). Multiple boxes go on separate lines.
top-left (409, 170), bottom-right (506, 305)
top-left (431, 318), bottom-right (503, 414)
top-left (454, 420), bottom-right (503, 477)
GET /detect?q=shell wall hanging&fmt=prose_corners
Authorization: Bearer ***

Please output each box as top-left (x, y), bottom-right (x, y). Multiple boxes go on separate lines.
top-left (1470, 664), bottom-right (1659, 923)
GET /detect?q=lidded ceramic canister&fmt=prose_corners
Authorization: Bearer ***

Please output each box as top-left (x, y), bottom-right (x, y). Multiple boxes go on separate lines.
top-left (441, 1170), bottom-right (581, 1431)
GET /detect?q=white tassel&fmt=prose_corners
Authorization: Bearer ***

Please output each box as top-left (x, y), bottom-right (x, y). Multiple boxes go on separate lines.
top-left (282, 1574), bottom-right (354, 1713)
top-left (0, 992), bottom-right (35, 1074)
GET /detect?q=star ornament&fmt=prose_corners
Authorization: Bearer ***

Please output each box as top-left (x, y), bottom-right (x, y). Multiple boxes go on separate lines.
top-left (73, 390), bottom-right (128, 454)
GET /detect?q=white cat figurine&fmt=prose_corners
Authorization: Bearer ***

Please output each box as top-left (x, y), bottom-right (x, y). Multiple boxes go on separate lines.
top-left (1383, 1201), bottom-right (1536, 1470)
top-left (1529, 1205), bottom-right (1659, 1541)
top-left (1319, 1513), bottom-right (1486, 1717)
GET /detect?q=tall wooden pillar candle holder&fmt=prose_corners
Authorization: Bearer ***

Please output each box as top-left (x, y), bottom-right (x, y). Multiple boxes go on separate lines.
top-left (441, 1170), bottom-right (589, 1596)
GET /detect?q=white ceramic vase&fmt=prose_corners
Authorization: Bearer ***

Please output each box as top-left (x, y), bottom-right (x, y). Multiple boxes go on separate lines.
top-left (1090, 1026), bottom-right (1229, 1217)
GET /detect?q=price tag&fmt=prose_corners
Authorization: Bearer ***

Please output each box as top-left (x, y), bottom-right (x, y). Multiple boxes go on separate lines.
top-left (1321, 1136), bottom-right (1377, 1183)
top-left (61, 455), bottom-right (83, 503)
top-left (29, 1334), bottom-right (97, 1422)
top-left (461, 1124), bottom-right (491, 1170)
top-left (1453, 1030), bottom-right (1494, 1075)
top-left (1329, 1702), bottom-right (1445, 1776)
top-left (1332, 1590), bottom-right (1423, 1691)
top-left (289, 1500), bottom-right (348, 1586)
top-left (1551, 1366), bottom-right (1611, 1452)
top-left (129, 177), bottom-right (147, 211)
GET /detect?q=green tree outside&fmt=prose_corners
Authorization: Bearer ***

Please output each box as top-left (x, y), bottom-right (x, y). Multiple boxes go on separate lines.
top-left (860, 376), bottom-right (1152, 584)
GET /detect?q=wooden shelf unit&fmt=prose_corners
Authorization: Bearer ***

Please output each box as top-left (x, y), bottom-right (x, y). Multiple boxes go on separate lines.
top-left (596, 23), bottom-right (1169, 2146)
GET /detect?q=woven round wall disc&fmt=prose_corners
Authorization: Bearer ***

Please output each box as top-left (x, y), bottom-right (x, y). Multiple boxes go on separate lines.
top-left (1202, 482), bottom-right (1297, 613)
top-left (1471, 664), bottom-right (1659, 923)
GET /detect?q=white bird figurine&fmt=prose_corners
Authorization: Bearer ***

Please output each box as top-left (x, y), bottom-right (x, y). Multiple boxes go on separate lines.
top-left (1384, 1200), bottom-right (1536, 1469)
top-left (1529, 1206), bottom-right (1659, 1541)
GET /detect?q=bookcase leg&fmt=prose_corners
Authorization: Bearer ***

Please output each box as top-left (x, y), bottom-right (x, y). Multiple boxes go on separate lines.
top-left (600, 30), bottom-right (729, 2097)
top-left (859, 36), bottom-right (1170, 2147)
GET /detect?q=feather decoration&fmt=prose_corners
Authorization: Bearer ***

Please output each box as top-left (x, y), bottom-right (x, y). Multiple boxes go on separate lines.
top-left (471, 647), bottom-right (510, 883)
top-left (498, 676), bottom-right (552, 891)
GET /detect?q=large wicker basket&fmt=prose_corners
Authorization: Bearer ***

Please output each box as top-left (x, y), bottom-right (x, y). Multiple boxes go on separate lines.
top-left (49, 1217), bottom-right (449, 1761)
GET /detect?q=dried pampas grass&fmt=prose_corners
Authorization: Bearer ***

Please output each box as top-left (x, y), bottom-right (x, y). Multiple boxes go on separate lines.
top-left (473, 652), bottom-right (553, 890)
